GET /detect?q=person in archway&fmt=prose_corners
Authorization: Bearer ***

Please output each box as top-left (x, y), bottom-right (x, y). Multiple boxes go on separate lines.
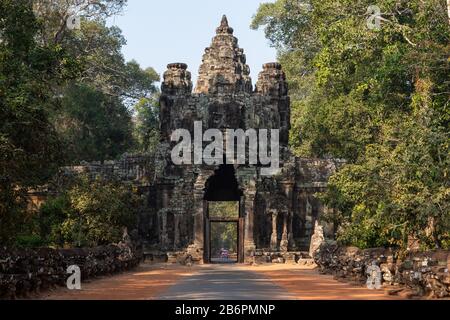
top-left (220, 248), bottom-right (229, 261)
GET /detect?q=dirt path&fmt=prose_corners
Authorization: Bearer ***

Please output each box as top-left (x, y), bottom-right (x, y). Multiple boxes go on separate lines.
top-left (156, 265), bottom-right (296, 300)
top-left (253, 264), bottom-right (399, 300)
top-left (42, 263), bottom-right (196, 300)
top-left (41, 263), bottom-right (404, 300)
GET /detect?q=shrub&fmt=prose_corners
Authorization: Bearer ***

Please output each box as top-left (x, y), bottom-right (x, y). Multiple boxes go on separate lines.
top-left (34, 175), bottom-right (141, 248)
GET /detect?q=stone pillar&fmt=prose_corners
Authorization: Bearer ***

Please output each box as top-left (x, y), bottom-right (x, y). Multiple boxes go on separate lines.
top-left (282, 182), bottom-right (295, 250)
top-left (173, 212), bottom-right (180, 249)
top-left (159, 210), bottom-right (169, 250)
top-left (192, 170), bottom-right (213, 263)
top-left (280, 213), bottom-right (289, 252)
top-left (161, 185), bottom-right (170, 208)
top-left (288, 211), bottom-right (295, 250)
top-left (305, 195), bottom-right (313, 238)
top-left (244, 190), bottom-right (256, 255)
top-left (193, 189), bottom-right (204, 250)
top-left (270, 211), bottom-right (278, 250)
top-left (237, 168), bottom-right (257, 260)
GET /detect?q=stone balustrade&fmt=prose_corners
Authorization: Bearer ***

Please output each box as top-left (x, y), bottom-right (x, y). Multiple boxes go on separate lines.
top-left (0, 244), bottom-right (142, 300)
top-left (314, 244), bottom-right (450, 298)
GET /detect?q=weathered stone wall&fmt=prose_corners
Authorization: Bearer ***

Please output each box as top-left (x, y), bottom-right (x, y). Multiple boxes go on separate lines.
top-left (0, 244), bottom-right (142, 300)
top-left (315, 244), bottom-right (450, 298)
top-left (252, 250), bottom-right (313, 264)
top-left (60, 153), bottom-right (155, 184)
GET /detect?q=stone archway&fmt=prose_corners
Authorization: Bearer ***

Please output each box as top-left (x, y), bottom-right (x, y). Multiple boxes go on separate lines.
top-left (190, 165), bottom-right (258, 264)
top-left (203, 165), bottom-right (244, 263)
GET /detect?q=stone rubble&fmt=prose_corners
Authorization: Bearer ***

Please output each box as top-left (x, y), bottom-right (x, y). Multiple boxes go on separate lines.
top-left (0, 243), bottom-right (142, 300)
top-left (314, 243), bottom-right (450, 299)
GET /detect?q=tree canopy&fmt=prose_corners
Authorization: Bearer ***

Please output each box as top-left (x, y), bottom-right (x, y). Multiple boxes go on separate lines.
top-left (253, 0), bottom-right (450, 249)
top-left (0, 0), bottom-right (159, 244)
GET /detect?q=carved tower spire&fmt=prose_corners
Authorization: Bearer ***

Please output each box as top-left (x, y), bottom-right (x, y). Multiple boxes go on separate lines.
top-left (194, 15), bottom-right (252, 94)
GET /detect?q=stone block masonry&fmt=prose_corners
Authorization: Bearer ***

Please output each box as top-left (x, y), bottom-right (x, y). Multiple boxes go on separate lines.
top-left (154, 15), bottom-right (346, 263)
top-left (0, 243), bottom-right (142, 300)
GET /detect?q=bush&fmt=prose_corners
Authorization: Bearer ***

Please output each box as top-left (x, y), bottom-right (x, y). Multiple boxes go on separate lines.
top-left (33, 175), bottom-right (141, 248)
top-left (15, 234), bottom-right (47, 248)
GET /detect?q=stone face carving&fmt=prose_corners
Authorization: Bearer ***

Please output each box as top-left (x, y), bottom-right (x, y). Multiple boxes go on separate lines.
top-left (309, 221), bottom-right (325, 258)
top-left (195, 15), bottom-right (252, 95)
top-left (161, 63), bottom-right (193, 96)
top-left (151, 16), bottom-right (343, 262)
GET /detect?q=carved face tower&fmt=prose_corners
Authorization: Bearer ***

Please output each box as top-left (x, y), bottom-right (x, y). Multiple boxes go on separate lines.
top-left (152, 16), bottom-right (334, 264)
top-left (160, 15), bottom-right (291, 145)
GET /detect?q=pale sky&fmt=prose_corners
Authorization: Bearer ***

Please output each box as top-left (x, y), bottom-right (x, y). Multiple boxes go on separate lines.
top-left (108, 0), bottom-right (277, 85)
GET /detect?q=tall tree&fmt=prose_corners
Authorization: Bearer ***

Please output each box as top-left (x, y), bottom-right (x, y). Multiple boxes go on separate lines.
top-left (0, 0), bottom-right (78, 243)
top-left (50, 19), bottom-right (159, 161)
top-left (33, 0), bottom-right (126, 45)
top-left (132, 96), bottom-right (160, 154)
top-left (253, 0), bottom-right (450, 249)
top-left (32, 1), bottom-right (160, 162)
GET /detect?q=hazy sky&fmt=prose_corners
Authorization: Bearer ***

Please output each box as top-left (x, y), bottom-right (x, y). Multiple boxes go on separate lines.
top-left (108, 0), bottom-right (277, 85)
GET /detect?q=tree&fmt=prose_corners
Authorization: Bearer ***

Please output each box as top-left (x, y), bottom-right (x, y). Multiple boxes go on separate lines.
top-left (33, 0), bottom-right (126, 45)
top-left (0, 0), bottom-right (78, 243)
top-left (36, 175), bottom-right (140, 248)
top-left (0, 0), bottom-right (158, 244)
top-left (32, 3), bottom-right (160, 162)
top-left (54, 84), bottom-right (134, 162)
top-left (132, 97), bottom-right (160, 153)
top-left (253, 0), bottom-right (450, 249)
top-left (447, 0), bottom-right (450, 24)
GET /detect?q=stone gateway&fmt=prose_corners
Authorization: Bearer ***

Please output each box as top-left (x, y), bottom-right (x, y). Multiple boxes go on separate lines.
top-left (29, 16), bottom-right (344, 265)
top-left (148, 16), bottom-right (342, 264)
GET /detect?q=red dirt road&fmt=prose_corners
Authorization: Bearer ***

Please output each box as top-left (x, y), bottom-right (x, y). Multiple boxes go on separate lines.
top-left (42, 264), bottom-right (195, 300)
top-left (41, 263), bottom-right (405, 300)
top-left (255, 264), bottom-right (400, 300)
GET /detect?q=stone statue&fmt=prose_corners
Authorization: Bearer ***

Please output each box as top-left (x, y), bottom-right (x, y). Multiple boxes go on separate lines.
top-left (309, 221), bottom-right (325, 258)
top-left (366, 261), bottom-right (382, 290)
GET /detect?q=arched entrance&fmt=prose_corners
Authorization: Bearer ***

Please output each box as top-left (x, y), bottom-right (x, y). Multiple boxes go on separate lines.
top-left (204, 165), bottom-right (245, 263)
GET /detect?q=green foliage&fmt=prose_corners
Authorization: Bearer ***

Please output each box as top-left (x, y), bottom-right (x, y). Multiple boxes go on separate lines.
top-left (38, 193), bottom-right (72, 247)
top-left (15, 234), bottom-right (47, 248)
top-left (37, 175), bottom-right (140, 248)
top-left (254, 0), bottom-right (450, 249)
top-left (49, 18), bottom-right (160, 162)
top-left (209, 202), bottom-right (239, 219)
top-left (132, 97), bottom-right (160, 153)
top-left (211, 222), bottom-right (238, 255)
top-left (31, 3), bottom-right (160, 163)
top-left (0, 0), bottom-right (158, 244)
top-left (54, 84), bottom-right (134, 162)
top-left (322, 93), bottom-right (450, 249)
top-left (0, 0), bottom-right (77, 244)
